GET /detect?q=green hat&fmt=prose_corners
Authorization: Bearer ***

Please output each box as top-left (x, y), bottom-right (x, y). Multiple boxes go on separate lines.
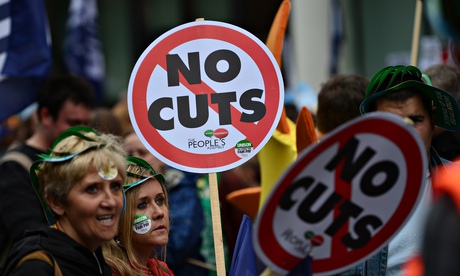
top-left (360, 65), bottom-right (460, 131)
top-left (123, 156), bottom-right (166, 192)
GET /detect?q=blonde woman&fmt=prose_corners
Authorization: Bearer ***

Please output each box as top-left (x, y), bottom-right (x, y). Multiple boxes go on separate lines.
top-left (2, 126), bottom-right (127, 275)
top-left (104, 156), bottom-right (173, 276)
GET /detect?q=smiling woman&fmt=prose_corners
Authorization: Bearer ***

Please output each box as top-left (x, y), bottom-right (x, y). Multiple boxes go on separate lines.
top-left (1, 126), bottom-right (127, 276)
top-left (103, 156), bottom-right (174, 276)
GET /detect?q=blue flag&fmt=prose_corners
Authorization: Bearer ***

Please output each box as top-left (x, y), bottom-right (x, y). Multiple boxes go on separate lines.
top-left (64, 0), bottom-right (105, 104)
top-left (0, 0), bottom-right (51, 123)
top-left (233, 214), bottom-right (312, 276)
top-left (229, 214), bottom-right (257, 276)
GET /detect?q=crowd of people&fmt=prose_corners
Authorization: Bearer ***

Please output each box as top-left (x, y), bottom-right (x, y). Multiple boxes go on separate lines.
top-left (1, 61), bottom-right (460, 276)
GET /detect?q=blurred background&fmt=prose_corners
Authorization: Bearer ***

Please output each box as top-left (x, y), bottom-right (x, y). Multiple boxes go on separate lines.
top-left (1, 0), bottom-right (459, 133)
top-left (43, 0), bottom-right (458, 108)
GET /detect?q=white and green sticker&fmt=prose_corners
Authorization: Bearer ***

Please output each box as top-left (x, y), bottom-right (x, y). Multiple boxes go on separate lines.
top-left (98, 161), bottom-right (118, 180)
top-left (235, 139), bottom-right (253, 158)
top-left (133, 214), bottom-right (151, 234)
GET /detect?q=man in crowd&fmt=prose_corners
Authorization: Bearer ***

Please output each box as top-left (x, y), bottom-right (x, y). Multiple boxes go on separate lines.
top-left (0, 75), bottom-right (94, 265)
top-left (337, 65), bottom-right (460, 276)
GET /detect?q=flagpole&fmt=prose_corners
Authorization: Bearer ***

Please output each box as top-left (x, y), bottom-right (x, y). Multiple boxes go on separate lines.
top-left (410, 0), bottom-right (423, 66)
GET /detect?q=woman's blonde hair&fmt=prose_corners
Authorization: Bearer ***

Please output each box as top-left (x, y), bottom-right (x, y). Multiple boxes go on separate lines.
top-left (103, 158), bottom-right (170, 276)
top-left (31, 126), bottom-right (127, 223)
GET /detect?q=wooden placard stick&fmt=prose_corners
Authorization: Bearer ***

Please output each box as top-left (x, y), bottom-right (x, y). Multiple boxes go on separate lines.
top-left (208, 172), bottom-right (226, 275)
top-left (410, 0), bottom-right (423, 66)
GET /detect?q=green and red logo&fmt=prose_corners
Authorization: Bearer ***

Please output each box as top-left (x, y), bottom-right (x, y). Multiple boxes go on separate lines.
top-left (204, 128), bottom-right (229, 139)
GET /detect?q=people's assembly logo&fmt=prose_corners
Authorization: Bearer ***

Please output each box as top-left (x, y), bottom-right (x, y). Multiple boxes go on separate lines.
top-left (188, 128), bottom-right (229, 150)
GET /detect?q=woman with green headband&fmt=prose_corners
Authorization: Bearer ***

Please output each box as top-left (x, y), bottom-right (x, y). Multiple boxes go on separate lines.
top-left (2, 126), bottom-right (127, 275)
top-left (103, 156), bottom-right (173, 276)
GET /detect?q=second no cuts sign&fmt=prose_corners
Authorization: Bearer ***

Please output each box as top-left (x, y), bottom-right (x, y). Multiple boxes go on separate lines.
top-left (128, 20), bottom-right (284, 173)
top-left (253, 112), bottom-right (427, 275)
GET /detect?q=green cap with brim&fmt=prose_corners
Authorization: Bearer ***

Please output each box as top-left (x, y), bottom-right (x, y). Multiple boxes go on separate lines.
top-left (360, 67), bottom-right (460, 131)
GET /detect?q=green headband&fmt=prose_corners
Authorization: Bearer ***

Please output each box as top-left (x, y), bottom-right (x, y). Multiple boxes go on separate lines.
top-left (30, 126), bottom-right (106, 225)
top-left (123, 156), bottom-right (166, 192)
top-left (48, 126), bottom-right (100, 153)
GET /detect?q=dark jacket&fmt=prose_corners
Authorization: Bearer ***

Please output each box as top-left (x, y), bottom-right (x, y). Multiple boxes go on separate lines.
top-left (0, 144), bottom-right (49, 266)
top-left (161, 168), bottom-right (207, 276)
top-left (2, 228), bottom-right (112, 276)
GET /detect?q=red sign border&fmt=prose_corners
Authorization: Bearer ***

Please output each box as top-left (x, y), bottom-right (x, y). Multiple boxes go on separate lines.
top-left (253, 113), bottom-right (427, 274)
top-left (128, 21), bottom-right (284, 173)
